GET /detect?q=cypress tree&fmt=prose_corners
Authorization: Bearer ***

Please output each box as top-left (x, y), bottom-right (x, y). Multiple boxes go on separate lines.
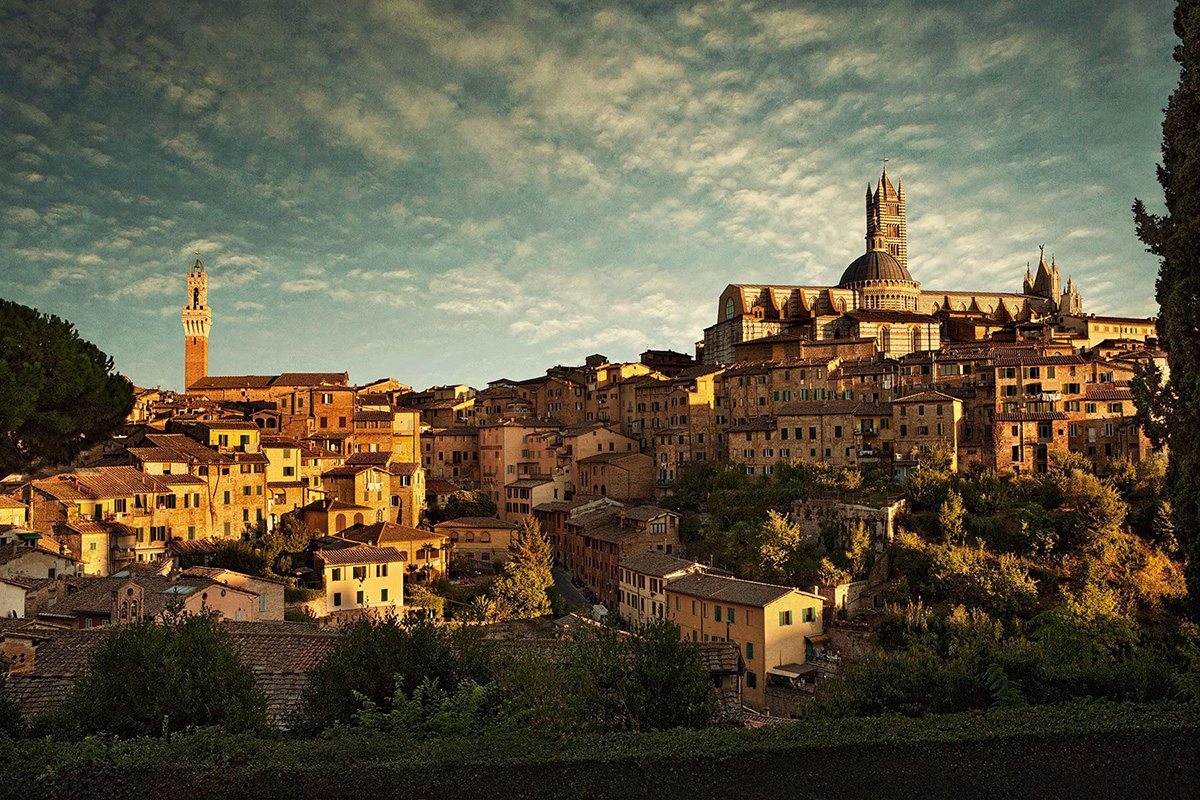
top-left (1133, 0), bottom-right (1200, 617)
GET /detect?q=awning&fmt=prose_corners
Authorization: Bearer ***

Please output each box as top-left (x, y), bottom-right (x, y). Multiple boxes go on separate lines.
top-left (768, 663), bottom-right (818, 679)
top-left (806, 633), bottom-right (832, 647)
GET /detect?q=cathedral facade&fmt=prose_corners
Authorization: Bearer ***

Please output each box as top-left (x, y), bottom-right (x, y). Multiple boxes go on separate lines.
top-left (701, 170), bottom-right (1085, 364)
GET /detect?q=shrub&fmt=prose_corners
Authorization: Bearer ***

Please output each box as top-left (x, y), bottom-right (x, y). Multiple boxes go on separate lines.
top-left (296, 614), bottom-right (495, 734)
top-left (53, 612), bottom-right (266, 738)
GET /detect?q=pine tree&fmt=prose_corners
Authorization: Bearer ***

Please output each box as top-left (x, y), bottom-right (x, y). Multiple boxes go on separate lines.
top-left (491, 516), bottom-right (553, 619)
top-left (1132, 0), bottom-right (1200, 616)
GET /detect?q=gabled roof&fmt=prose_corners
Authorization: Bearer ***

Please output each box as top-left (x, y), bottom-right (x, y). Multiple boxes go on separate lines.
top-left (893, 390), bottom-right (959, 404)
top-left (337, 521), bottom-right (448, 545)
top-left (665, 573), bottom-right (814, 607)
top-left (619, 550), bottom-right (697, 577)
top-left (433, 516), bottom-right (516, 530)
top-left (315, 544), bottom-right (406, 566)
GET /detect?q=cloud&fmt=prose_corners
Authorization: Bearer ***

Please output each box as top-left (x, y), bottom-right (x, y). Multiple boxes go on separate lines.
top-left (235, 301), bottom-right (265, 310)
top-left (280, 278), bottom-right (329, 293)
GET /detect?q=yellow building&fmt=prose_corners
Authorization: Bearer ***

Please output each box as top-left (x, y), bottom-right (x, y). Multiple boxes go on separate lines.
top-left (314, 539), bottom-right (406, 617)
top-left (665, 573), bottom-right (823, 711)
top-left (337, 521), bottom-right (449, 583)
top-left (432, 516), bottom-right (516, 568)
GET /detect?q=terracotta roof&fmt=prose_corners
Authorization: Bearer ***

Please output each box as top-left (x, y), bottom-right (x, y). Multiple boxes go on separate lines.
top-left (337, 521), bottom-right (447, 545)
top-left (1084, 386), bottom-right (1134, 401)
top-left (893, 390), bottom-right (959, 403)
top-left (506, 478), bottom-right (553, 489)
top-left (345, 451), bottom-right (394, 467)
top-left (995, 354), bottom-right (1086, 367)
top-left (995, 411), bottom-right (1069, 422)
top-left (575, 452), bottom-right (647, 464)
top-left (0, 495), bottom-right (25, 509)
top-left (154, 473), bottom-right (207, 487)
top-left (425, 479), bottom-right (461, 495)
top-left (621, 505), bottom-right (676, 522)
top-left (195, 420), bottom-right (260, 431)
top-left (665, 573), bottom-right (812, 607)
top-left (189, 375), bottom-right (276, 390)
top-left (353, 410), bottom-right (394, 422)
top-left (389, 462), bottom-right (420, 477)
top-left (125, 447), bottom-right (188, 463)
top-left (5, 621), bottom-right (339, 727)
top-left (273, 373), bottom-right (349, 386)
top-left (696, 641), bottom-right (744, 675)
top-left (619, 550), bottom-right (698, 577)
top-left (315, 544), bottom-right (406, 566)
top-left (434, 516), bottom-right (516, 530)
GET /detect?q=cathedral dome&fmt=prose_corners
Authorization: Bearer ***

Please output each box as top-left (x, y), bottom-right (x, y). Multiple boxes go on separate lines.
top-left (838, 250), bottom-right (912, 287)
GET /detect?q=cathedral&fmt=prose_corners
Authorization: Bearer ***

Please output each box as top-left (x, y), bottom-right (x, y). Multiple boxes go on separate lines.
top-left (701, 169), bottom-right (1085, 364)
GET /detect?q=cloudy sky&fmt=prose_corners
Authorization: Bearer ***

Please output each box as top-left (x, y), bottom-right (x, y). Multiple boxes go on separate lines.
top-left (0, 0), bottom-right (1178, 390)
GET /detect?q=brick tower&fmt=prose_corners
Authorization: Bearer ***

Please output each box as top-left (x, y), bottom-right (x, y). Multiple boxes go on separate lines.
top-left (182, 256), bottom-right (212, 391)
top-left (866, 167), bottom-right (907, 274)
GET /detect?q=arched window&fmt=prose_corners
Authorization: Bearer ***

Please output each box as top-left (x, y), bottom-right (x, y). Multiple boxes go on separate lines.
top-left (335, 513), bottom-right (346, 530)
top-left (725, 297), bottom-right (735, 320)
top-left (354, 512), bottom-right (364, 525)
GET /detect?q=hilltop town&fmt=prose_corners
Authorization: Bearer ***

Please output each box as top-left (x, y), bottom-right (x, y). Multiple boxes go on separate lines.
top-left (0, 171), bottom-right (1177, 726)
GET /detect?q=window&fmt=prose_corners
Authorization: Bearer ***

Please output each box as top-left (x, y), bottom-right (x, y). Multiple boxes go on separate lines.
top-left (356, 590), bottom-right (364, 605)
top-left (1012, 445), bottom-right (1022, 462)
top-left (376, 564), bottom-right (388, 577)
top-left (223, 490), bottom-right (231, 504)
top-left (331, 568), bottom-right (342, 581)
top-left (333, 592), bottom-right (342, 607)
top-left (380, 588), bottom-right (389, 602)
top-left (727, 607), bottom-right (735, 624)
top-left (779, 610), bottom-right (793, 626)
top-left (803, 607), bottom-right (816, 623)
top-left (746, 671), bottom-right (757, 689)
top-left (745, 641), bottom-right (754, 660)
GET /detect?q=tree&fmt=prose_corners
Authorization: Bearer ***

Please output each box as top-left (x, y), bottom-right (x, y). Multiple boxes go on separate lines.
top-left (938, 490), bottom-right (966, 545)
top-left (0, 656), bottom-right (22, 736)
top-left (441, 490), bottom-right (498, 522)
top-left (0, 300), bottom-right (135, 475)
top-left (297, 613), bottom-right (495, 734)
top-left (54, 612), bottom-right (266, 738)
top-left (491, 516), bottom-right (554, 619)
top-left (1133, 0), bottom-right (1200, 616)
top-left (753, 510), bottom-right (802, 582)
top-left (563, 618), bottom-right (718, 732)
top-left (208, 538), bottom-right (270, 576)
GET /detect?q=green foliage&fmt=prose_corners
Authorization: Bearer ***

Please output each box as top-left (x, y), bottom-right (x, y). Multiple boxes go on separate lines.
top-left (551, 618), bottom-right (719, 733)
top-left (984, 663), bottom-right (1028, 711)
top-left (0, 300), bottom-right (135, 474)
top-left (53, 613), bottom-right (266, 738)
top-left (905, 444), bottom-right (954, 511)
top-left (751, 510), bottom-right (801, 582)
top-left (1132, 0), bottom-right (1200, 618)
top-left (0, 657), bottom-right (23, 737)
top-left (296, 614), bottom-right (496, 734)
top-left (929, 546), bottom-right (1038, 618)
top-left (938, 490), bottom-right (966, 545)
top-left (440, 490), bottom-right (498, 522)
top-left (351, 678), bottom-right (511, 739)
top-left (407, 584), bottom-right (446, 620)
top-left (491, 517), bottom-right (553, 619)
top-left (209, 539), bottom-right (270, 576)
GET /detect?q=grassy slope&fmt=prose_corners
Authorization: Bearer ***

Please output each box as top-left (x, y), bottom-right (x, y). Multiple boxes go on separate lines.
top-left (1, 701), bottom-right (1196, 800)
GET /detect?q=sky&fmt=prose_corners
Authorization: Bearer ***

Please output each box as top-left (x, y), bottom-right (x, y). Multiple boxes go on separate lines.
top-left (0, 0), bottom-right (1180, 391)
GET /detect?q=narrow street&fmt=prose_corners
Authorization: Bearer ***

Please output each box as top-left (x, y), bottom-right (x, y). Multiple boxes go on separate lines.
top-left (552, 566), bottom-right (589, 610)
